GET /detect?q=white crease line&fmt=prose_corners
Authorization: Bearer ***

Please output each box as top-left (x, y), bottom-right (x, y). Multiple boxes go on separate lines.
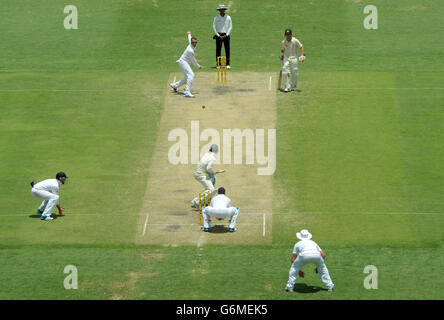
top-left (268, 76), bottom-right (272, 90)
top-left (0, 89), bottom-right (160, 93)
top-left (147, 223), bottom-right (263, 226)
top-left (7, 211), bottom-right (441, 218)
top-left (302, 87), bottom-right (444, 90)
top-left (142, 214), bottom-right (149, 236)
top-left (263, 214), bottom-right (266, 237)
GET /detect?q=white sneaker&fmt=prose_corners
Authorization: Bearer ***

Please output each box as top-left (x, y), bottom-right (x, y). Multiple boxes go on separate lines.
top-left (169, 83), bottom-right (178, 92)
top-left (284, 87), bottom-right (290, 92)
top-left (184, 91), bottom-right (194, 98)
top-left (44, 216), bottom-right (54, 221)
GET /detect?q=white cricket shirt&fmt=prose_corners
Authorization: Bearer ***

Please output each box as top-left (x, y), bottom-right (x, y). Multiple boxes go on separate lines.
top-left (178, 34), bottom-right (200, 68)
top-left (281, 37), bottom-right (303, 61)
top-left (213, 14), bottom-right (232, 36)
top-left (33, 179), bottom-right (61, 194)
top-left (293, 239), bottom-right (322, 256)
top-left (210, 194), bottom-right (232, 208)
top-left (194, 152), bottom-right (217, 176)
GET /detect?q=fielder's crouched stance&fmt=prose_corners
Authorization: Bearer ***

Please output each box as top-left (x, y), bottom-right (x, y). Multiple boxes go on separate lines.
top-left (202, 187), bottom-right (239, 233)
top-left (30, 172), bottom-right (67, 221)
top-left (285, 229), bottom-right (334, 292)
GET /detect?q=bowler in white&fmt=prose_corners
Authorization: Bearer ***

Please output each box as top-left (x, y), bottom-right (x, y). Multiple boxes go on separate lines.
top-left (170, 31), bottom-right (202, 98)
top-left (285, 229), bottom-right (334, 292)
top-left (202, 187), bottom-right (239, 232)
top-left (30, 172), bottom-right (67, 221)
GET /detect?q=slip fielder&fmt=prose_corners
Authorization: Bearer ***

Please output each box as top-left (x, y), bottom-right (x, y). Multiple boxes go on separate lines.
top-left (285, 229), bottom-right (334, 292)
top-left (30, 172), bottom-right (67, 221)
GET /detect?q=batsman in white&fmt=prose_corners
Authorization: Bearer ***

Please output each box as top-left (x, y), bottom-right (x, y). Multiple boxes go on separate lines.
top-left (170, 31), bottom-right (202, 98)
top-left (280, 28), bottom-right (304, 92)
top-left (30, 172), bottom-right (67, 221)
top-left (202, 187), bottom-right (239, 233)
top-left (191, 144), bottom-right (225, 208)
top-left (285, 229), bottom-right (334, 292)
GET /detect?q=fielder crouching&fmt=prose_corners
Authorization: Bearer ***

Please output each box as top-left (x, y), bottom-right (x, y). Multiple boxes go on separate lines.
top-left (202, 187), bottom-right (239, 233)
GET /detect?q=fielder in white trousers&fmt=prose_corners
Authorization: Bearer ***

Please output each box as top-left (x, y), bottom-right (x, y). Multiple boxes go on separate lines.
top-left (202, 187), bottom-right (239, 232)
top-left (286, 229), bottom-right (334, 292)
top-left (30, 172), bottom-right (67, 221)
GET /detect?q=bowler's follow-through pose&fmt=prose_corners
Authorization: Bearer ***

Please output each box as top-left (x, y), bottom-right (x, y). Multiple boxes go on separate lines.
top-left (170, 31), bottom-right (202, 98)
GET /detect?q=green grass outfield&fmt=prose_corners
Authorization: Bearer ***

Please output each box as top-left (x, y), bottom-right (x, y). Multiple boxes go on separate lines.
top-left (1, 0), bottom-right (443, 299)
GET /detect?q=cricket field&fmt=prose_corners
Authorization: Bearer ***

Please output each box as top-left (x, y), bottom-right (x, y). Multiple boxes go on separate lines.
top-left (0, 0), bottom-right (443, 300)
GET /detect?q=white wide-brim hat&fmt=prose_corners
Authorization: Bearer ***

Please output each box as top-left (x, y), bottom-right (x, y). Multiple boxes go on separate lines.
top-left (296, 229), bottom-right (312, 240)
top-left (217, 4), bottom-right (228, 10)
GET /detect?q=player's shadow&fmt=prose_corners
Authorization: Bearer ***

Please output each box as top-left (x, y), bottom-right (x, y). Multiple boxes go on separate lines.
top-left (209, 225), bottom-right (229, 233)
top-left (279, 88), bottom-right (302, 93)
top-left (293, 283), bottom-right (327, 293)
top-left (28, 214), bottom-right (62, 219)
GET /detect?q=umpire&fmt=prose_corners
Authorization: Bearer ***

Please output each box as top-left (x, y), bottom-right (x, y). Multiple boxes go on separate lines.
top-left (213, 4), bottom-right (232, 69)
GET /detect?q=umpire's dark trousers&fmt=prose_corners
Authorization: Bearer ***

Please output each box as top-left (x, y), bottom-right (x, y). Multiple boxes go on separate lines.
top-left (215, 33), bottom-right (230, 66)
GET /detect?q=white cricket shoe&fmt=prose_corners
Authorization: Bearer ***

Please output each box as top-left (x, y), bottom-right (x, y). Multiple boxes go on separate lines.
top-left (184, 91), bottom-right (195, 98)
top-left (284, 87), bottom-right (290, 92)
top-left (191, 199), bottom-right (199, 209)
top-left (169, 83), bottom-right (178, 92)
top-left (226, 65), bottom-right (230, 70)
top-left (44, 216), bottom-right (54, 221)
top-left (291, 86), bottom-right (298, 91)
top-left (328, 284), bottom-right (334, 292)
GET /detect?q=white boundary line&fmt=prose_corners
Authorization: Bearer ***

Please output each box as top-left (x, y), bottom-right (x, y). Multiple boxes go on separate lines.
top-left (142, 214), bottom-right (149, 236)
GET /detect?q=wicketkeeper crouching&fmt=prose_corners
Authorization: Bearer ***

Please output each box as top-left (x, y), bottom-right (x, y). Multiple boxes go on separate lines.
top-left (202, 187), bottom-right (239, 233)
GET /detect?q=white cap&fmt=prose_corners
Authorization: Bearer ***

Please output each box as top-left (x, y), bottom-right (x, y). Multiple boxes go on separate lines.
top-left (296, 229), bottom-right (312, 240)
top-left (217, 4), bottom-right (228, 10)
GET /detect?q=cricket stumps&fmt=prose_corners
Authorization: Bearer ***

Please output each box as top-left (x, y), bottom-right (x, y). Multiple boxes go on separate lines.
top-left (217, 56), bottom-right (227, 84)
top-left (199, 192), bottom-right (211, 225)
